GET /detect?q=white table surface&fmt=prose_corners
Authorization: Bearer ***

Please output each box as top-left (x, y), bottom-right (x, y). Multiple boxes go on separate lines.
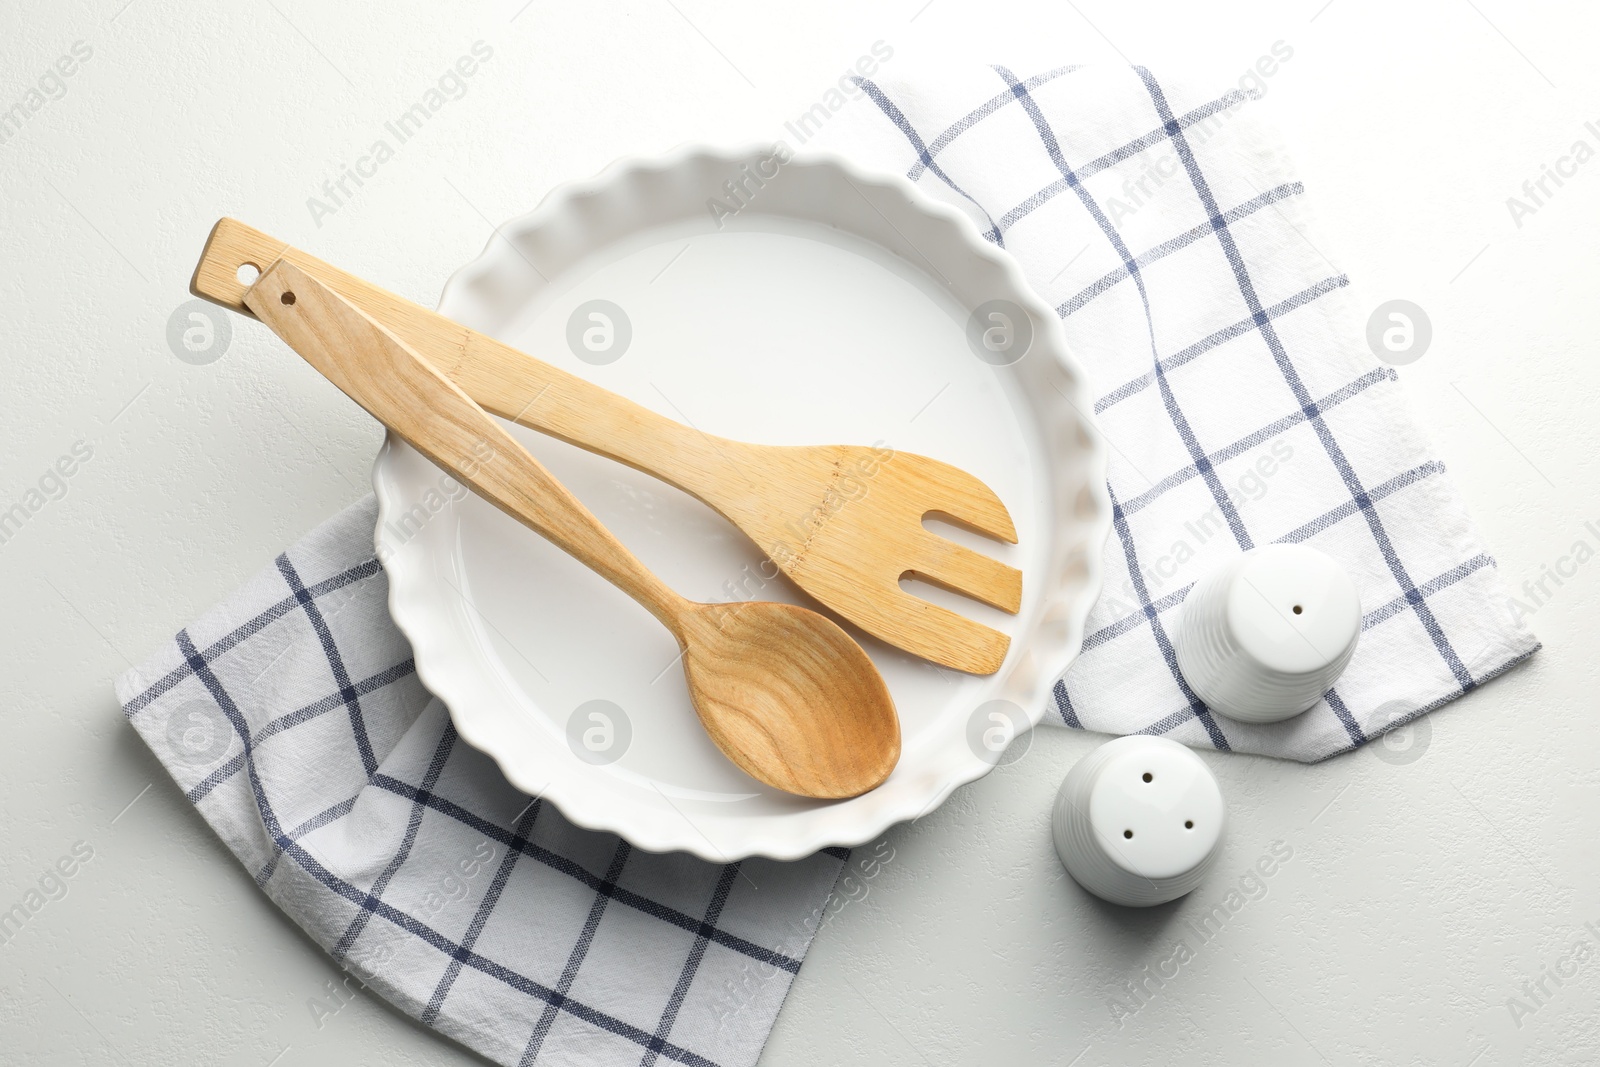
top-left (3, 1), bottom-right (1596, 1063)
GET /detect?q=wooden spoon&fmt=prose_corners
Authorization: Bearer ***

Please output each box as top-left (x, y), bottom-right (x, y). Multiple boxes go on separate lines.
top-left (245, 260), bottom-right (899, 799)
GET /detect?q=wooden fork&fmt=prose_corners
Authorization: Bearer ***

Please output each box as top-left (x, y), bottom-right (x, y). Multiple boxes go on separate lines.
top-left (192, 219), bottom-right (1022, 674)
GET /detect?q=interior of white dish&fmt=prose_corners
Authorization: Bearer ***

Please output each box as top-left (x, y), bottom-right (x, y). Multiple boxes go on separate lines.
top-left (374, 149), bottom-right (1106, 858)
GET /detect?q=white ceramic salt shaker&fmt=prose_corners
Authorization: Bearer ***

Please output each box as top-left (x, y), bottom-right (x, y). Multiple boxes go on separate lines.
top-left (1174, 543), bottom-right (1361, 725)
top-left (1052, 735), bottom-right (1226, 907)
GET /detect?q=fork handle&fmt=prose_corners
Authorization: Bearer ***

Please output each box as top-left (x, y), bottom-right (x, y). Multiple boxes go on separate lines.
top-left (192, 218), bottom-right (739, 505)
top-left (243, 259), bottom-right (690, 632)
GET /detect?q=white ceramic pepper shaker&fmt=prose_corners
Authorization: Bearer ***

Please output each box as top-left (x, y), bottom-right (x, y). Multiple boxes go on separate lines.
top-left (1052, 735), bottom-right (1225, 907)
top-left (1174, 543), bottom-right (1361, 725)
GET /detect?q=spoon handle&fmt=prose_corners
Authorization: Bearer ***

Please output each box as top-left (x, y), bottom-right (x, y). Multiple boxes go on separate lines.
top-left (192, 217), bottom-right (736, 503)
top-left (243, 258), bottom-right (689, 631)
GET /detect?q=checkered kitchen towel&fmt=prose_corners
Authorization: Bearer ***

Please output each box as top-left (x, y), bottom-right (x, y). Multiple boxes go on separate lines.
top-left (116, 497), bottom-right (849, 1067)
top-left (817, 62), bottom-right (1538, 760)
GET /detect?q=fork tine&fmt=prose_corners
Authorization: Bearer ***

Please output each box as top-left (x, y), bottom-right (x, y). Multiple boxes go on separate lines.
top-left (874, 583), bottom-right (1013, 675)
top-left (904, 533), bottom-right (1023, 614)
top-left (905, 454), bottom-right (1018, 544)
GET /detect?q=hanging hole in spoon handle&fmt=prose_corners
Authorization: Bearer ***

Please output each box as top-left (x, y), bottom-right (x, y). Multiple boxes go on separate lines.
top-left (190, 218), bottom-right (295, 316)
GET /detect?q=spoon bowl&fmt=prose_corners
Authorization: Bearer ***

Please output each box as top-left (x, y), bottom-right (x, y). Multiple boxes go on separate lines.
top-left (678, 602), bottom-right (900, 799)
